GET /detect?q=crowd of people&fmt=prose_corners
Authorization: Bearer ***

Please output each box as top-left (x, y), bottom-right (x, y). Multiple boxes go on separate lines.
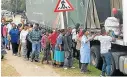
top-left (1, 18), bottom-right (115, 76)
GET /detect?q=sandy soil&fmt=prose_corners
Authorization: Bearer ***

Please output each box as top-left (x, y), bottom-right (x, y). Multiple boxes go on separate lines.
top-left (3, 50), bottom-right (59, 76)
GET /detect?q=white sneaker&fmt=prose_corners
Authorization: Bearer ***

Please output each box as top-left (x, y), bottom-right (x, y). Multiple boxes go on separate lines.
top-left (71, 67), bottom-right (75, 69)
top-left (100, 75), bottom-right (105, 77)
top-left (64, 67), bottom-right (68, 70)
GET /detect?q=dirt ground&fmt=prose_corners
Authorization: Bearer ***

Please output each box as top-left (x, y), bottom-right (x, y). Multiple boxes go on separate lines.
top-left (1, 15), bottom-right (59, 76)
top-left (1, 59), bottom-right (20, 76)
top-left (1, 50), bottom-right (59, 76)
top-left (1, 15), bottom-right (101, 76)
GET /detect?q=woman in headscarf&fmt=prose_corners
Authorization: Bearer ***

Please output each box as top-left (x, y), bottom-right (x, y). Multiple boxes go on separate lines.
top-left (54, 29), bottom-right (65, 67)
top-left (80, 29), bottom-right (97, 73)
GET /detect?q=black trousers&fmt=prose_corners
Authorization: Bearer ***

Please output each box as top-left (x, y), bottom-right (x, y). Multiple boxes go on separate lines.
top-left (11, 43), bottom-right (19, 54)
top-left (42, 48), bottom-right (50, 63)
top-left (78, 50), bottom-right (81, 69)
top-left (26, 39), bottom-right (32, 59)
top-left (72, 41), bottom-right (79, 59)
top-left (81, 63), bottom-right (88, 72)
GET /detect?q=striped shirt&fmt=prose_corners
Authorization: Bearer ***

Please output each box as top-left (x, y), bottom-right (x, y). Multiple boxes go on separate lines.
top-left (28, 29), bottom-right (42, 43)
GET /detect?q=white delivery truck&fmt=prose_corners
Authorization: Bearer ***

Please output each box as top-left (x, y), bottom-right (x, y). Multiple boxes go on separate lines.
top-left (26, 0), bottom-right (127, 75)
top-left (87, 0), bottom-right (127, 75)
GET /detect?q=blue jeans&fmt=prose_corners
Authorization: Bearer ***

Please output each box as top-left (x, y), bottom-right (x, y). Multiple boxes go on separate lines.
top-left (31, 42), bottom-right (41, 60)
top-left (4, 36), bottom-right (8, 46)
top-left (101, 52), bottom-right (112, 76)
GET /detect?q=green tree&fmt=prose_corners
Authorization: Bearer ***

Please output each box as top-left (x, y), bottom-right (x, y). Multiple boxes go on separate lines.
top-left (1, 0), bottom-right (11, 11)
top-left (2, 0), bottom-right (26, 13)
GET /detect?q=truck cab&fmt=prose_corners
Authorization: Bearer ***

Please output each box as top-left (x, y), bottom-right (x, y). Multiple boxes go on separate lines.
top-left (89, 0), bottom-right (127, 75)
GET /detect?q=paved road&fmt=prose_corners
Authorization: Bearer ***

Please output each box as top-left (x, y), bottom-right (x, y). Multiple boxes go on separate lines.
top-left (5, 50), bottom-right (59, 76)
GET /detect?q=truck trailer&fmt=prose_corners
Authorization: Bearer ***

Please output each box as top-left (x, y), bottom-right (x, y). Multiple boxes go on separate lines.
top-left (26, 0), bottom-right (127, 75)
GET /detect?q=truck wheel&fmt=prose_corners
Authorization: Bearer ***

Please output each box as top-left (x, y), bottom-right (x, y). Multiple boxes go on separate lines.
top-left (110, 55), bottom-right (116, 76)
top-left (91, 45), bottom-right (102, 68)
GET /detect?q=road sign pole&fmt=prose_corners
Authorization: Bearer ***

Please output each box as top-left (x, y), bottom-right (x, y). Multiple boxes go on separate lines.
top-left (63, 12), bottom-right (67, 29)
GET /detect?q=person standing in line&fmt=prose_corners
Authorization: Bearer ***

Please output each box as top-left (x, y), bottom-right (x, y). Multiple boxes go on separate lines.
top-left (28, 23), bottom-right (33, 32)
top-left (20, 24), bottom-right (29, 59)
top-left (72, 23), bottom-right (80, 58)
top-left (2, 23), bottom-right (8, 49)
top-left (48, 29), bottom-right (59, 65)
top-left (7, 20), bottom-right (13, 50)
top-left (41, 31), bottom-right (50, 64)
top-left (28, 23), bottom-right (42, 62)
top-left (80, 29), bottom-right (97, 73)
top-left (17, 24), bottom-right (23, 57)
top-left (54, 29), bottom-right (65, 67)
top-left (63, 27), bottom-right (75, 69)
top-left (9, 23), bottom-right (20, 56)
top-left (76, 29), bottom-right (83, 69)
top-left (1, 19), bottom-right (5, 40)
top-left (26, 24), bottom-right (33, 60)
top-left (95, 28), bottom-right (115, 76)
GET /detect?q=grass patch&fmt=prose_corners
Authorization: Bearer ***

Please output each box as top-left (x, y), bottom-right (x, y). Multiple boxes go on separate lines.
top-left (53, 59), bottom-right (101, 76)
top-left (37, 52), bottom-right (101, 76)
top-left (1, 60), bottom-right (20, 76)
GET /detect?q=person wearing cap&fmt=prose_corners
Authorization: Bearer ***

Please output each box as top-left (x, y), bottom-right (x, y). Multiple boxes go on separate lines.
top-left (20, 24), bottom-right (29, 59)
top-left (80, 29), bottom-right (97, 73)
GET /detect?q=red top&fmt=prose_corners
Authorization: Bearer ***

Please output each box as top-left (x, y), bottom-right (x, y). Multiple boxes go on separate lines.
top-left (78, 29), bottom-right (83, 38)
top-left (3, 25), bottom-right (8, 37)
top-left (41, 35), bottom-right (47, 48)
top-left (48, 32), bottom-right (58, 46)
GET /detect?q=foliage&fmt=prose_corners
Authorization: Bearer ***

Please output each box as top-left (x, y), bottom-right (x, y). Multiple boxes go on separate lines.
top-left (2, 0), bottom-right (26, 13)
top-left (1, 0), bottom-right (11, 11)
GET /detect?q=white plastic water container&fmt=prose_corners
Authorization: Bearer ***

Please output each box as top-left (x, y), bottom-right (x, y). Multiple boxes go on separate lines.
top-left (119, 56), bottom-right (126, 73)
top-left (124, 57), bottom-right (127, 74)
top-left (104, 17), bottom-right (120, 35)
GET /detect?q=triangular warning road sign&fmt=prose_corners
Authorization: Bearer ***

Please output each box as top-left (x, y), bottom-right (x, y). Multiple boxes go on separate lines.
top-left (54, 0), bottom-right (74, 12)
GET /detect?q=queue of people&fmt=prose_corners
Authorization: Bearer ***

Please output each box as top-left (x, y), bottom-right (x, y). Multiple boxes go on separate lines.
top-left (1, 18), bottom-right (114, 76)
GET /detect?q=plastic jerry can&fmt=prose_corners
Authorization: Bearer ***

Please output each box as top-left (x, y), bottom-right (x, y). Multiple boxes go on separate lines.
top-left (119, 56), bottom-right (126, 73)
top-left (124, 56), bottom-right (127, 74)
